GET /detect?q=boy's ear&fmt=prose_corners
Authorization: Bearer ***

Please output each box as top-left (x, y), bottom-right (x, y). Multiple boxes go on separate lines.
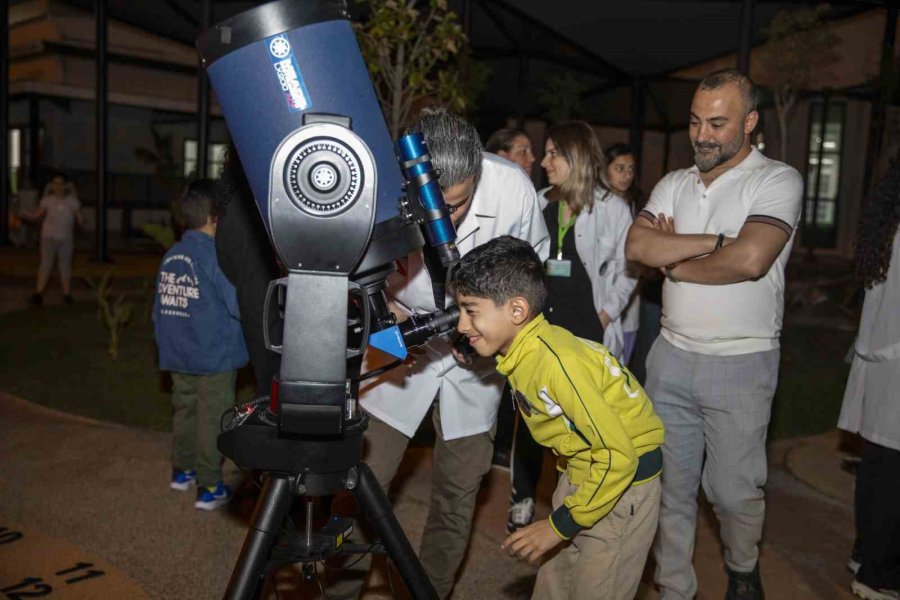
top-left (508, 296), bottom-right (531, 326)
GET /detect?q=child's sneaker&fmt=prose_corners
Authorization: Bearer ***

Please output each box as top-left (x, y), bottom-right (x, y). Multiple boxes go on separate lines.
top-left (195, 481), bottom-right (233, 511)
top-left (507, 497), bottom-right (535, 534)
top-left (170, 468), bottom-right (197, 491)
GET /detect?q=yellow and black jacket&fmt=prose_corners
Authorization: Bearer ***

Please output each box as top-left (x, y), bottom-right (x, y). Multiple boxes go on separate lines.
top-left (496, 315), bottom-right (664, 539)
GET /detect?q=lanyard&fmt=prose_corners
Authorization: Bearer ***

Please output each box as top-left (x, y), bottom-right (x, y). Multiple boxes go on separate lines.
top-left (556, 202), bottom-right (577, 260)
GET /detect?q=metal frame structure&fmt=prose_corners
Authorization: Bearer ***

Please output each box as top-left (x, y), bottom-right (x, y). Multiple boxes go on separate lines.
top-left (1, 0), bottom-right (896, 251)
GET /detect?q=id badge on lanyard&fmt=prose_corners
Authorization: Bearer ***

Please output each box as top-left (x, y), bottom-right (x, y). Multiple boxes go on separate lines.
top-left (546, 258), bottom-right (572, 277)
top-left (546, 202), bottom-right (575, 278)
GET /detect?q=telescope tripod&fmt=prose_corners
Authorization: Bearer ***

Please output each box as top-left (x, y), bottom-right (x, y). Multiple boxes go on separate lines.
top-left (220, 410), bottom-right (438, 600)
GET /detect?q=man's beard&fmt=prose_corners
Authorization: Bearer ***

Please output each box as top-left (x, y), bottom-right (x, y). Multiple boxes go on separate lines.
top-left (692, 131), bottom-right (743, 172)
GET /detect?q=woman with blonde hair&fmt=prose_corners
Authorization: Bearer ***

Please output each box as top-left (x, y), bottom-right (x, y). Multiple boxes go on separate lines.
top-left (539, 121), bottom-right (637, 354)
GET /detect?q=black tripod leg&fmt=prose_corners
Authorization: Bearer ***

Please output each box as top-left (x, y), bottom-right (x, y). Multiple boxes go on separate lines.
top-left (224, 475), bottom-right (295, 600)
top-left (351, 463), bottom-right (439, 600)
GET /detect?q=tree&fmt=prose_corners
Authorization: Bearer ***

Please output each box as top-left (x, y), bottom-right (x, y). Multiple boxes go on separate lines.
top-left (354, 0), bottom-right (479, 138)
top-left (759, 6), bottom-right (841, 162)
top-left (535, 73), bottom-right (591, 125)
top-left (135, 126), bottom-right (182, 249)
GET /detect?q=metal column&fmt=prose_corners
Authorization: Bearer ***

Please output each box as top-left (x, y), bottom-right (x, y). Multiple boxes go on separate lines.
top-left (662, 128), bottom-right (671, 176)
top-left (629, 76), bottom-right (645, 181)
top-left (737, 0), bottom-right (755, 75)
top-left (1, 2), bottom-right (10, 246)
top-left (95, 0), bottom-right (109, 261)
top-left (29, 96), bottom-right (40, 185)
top-left (863, 8), bottom-right (898, 198)
top-left (196, 0), bottom-right (211, 178)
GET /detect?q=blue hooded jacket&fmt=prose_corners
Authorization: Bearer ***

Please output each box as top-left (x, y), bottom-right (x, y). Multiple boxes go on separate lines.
top-left (152, 230), bottom-right (249, 374)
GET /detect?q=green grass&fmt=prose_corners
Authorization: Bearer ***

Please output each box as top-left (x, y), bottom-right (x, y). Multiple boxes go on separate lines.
top-left (769, 323), bottom-right (854, 439)
top-left (0, 305), bottom-right (853, 439)
top-left (0, 303), bottom-right (255, 431)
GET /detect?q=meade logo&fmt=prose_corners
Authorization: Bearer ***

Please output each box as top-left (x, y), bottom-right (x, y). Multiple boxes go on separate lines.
top-left (266, 35), bottom-right (310, 112)
top-left (268, 36), bottom-right (291, 59)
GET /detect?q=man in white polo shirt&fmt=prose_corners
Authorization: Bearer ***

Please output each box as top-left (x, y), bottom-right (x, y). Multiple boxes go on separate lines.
top-left (625, 69), bottom-right (802, 600)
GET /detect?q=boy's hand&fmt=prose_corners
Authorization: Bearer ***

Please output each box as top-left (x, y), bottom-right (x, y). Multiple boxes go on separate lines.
top-left (501, 519), bottom-right (563, 565)
top-left (450, 334), bottom-right (474, 365)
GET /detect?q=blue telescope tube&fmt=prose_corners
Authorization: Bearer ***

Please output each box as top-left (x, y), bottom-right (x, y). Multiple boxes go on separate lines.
top-left (397, 132), bottom-right (459, 267)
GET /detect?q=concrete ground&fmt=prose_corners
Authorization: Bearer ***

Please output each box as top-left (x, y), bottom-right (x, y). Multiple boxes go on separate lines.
top-left (0, 247), bottom-right (862, 599)
top-left (0, 390), bottom-right (860, 600)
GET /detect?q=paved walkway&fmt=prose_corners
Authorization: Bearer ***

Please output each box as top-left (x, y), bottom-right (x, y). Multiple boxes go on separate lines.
top-left (0, 389), bottom-right (859, 600)
top-left (0, 246), bottom-right (861, 599)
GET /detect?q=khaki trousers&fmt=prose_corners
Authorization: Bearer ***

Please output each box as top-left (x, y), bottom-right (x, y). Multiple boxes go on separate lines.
top-left (532, 475), bottom-right (661, 600)
top-left (327, 406), bottom-right (494, 599)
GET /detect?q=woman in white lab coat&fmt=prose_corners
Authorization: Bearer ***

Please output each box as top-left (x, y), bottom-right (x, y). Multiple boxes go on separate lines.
top-left (538, 121), bottom-right (637, 358)
top-left (838, 159), bottom-right (900, 600)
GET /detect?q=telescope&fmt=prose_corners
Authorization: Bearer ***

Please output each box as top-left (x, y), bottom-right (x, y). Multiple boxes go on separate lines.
top-left (196, 1), bottom-right (460, 597)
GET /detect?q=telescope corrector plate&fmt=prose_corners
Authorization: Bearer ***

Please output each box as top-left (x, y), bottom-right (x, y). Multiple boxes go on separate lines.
top-left (285, 138), bottom-right (362, 216)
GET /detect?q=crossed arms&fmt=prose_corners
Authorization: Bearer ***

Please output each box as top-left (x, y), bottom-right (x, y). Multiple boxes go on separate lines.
top-left (624, 213), bottom-right (792, 285)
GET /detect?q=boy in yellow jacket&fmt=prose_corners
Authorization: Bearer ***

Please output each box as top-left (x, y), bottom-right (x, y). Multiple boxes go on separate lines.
top-left (450, 235), bottom-right (664, 600)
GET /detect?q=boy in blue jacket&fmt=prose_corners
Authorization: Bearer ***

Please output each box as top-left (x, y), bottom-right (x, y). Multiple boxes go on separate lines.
top-left (153, 179), bottom-right (248, 510)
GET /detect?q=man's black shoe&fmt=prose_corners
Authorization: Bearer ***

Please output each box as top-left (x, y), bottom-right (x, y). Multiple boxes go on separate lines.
top-left (725, 564), bottom-right (764, 600)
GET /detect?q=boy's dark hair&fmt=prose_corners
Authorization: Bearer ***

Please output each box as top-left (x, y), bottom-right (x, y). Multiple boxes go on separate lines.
top-left (450, 236), bottom-right (547, 316)
top-left (180, 179), bottom-right (218, 230)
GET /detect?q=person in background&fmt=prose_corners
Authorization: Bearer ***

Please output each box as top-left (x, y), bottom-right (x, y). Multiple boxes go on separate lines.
top-left (486, 127), bottom-right (537, 177)
top-left (27, 171), bottom-right (82, 307)
top-left (539, 122), bottom-right (636, 358)
top-left (604, 143), bottom-right (644, 366)
top-left (838, 158), bottom-right (900, 600)
top-left (152, 179), bottom-right (248, 511)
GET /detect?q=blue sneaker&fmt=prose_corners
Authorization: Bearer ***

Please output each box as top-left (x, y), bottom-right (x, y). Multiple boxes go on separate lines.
top-left (170, 468), bottom-right (197, 491)
top-left (194, 481), bottom-right (233, 511)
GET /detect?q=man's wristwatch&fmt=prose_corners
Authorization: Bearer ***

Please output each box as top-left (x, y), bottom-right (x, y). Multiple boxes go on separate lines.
top-left (664, 263), bottom-right (680, 282)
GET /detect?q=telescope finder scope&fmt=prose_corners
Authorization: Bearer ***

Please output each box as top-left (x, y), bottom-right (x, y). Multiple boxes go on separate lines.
top-left (397, 132), bottom-right (460, 268)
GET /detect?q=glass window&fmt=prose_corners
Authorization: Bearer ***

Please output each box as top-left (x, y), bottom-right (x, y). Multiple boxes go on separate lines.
top-left (803, 101), bottom-right (844, 249)
top-left (183, 140), bottom-right (227, 178)
top-left (8, 129), bottom-right (22, 193)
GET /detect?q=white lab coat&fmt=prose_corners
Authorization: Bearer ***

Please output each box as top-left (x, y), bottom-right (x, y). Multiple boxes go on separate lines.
top-left (359, 154), bottom-right (551, 440)
top-left (538, 187), bottom-right (637, 357)
top-left (838, 229), bottom-right (900, 451)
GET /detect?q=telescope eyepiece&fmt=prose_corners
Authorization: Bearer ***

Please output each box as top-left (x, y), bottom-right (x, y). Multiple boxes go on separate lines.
top-left (398, 305), bottom-right (460, 349)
